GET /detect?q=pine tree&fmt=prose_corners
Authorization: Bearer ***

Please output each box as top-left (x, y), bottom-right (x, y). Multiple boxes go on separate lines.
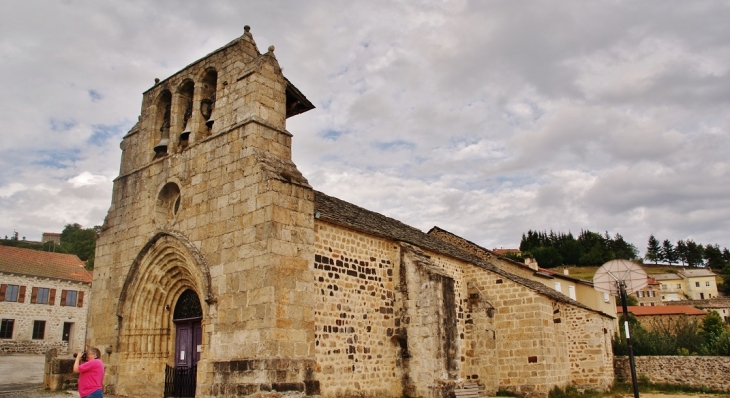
top-left (660, 239), bottom-right (677, 265)
top-left (645, 234), bottom-right (660, 264)
top-left (676, 240), bottom-right (688, 265)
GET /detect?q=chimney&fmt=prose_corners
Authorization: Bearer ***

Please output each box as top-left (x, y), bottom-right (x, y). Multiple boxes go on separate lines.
top-left (525, 258), bottom-right (538, 271)
top-left (563, 267), bottom-right (569, 275)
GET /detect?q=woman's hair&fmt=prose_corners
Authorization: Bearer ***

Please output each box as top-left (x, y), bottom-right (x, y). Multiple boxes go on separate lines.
top-left (88, 347), bottom-right (102, 358)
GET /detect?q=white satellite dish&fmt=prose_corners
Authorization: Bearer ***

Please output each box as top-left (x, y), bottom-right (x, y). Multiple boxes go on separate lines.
top-left (593, 259), bottom-right (647, 398)
top-left (593, 259), bottom-right (647, 295)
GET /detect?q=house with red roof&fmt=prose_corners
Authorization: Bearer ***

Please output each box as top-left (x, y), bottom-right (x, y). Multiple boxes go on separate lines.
top-left (619, 305), bottom-right (707, 331)
top-left (0, 245), bottom-right (92, 354)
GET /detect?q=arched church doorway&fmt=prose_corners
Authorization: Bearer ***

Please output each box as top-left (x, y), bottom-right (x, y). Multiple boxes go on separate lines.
top-left (165, 289), bottom-right (202, 397)
top-left (173, 289), bottom-right (202, 367)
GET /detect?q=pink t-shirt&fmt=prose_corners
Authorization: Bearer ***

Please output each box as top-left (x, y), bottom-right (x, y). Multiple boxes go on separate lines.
top-left (78, 359), bottom-right (104, 397)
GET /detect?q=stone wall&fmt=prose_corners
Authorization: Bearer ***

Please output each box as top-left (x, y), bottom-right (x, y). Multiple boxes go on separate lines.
top-left (313, 221), bottom-right (614, 398)
top-left (44, 348), bottom-right (79, 392)
top-left (614, 356), bottom-right (730, 392)
top-left (312, 222), bottom-right (402, 397)
top-left (0, 272), bottom-right (90, 354)
top-left (563, 306), bottom-right (614, 391)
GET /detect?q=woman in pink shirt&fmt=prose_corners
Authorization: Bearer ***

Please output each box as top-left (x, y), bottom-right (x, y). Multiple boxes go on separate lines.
top-left (73, 347), bottom-right (105, 398)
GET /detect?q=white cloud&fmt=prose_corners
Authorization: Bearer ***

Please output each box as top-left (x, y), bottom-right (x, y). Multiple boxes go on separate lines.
top-left (1, 0), bottom-right (730, 256)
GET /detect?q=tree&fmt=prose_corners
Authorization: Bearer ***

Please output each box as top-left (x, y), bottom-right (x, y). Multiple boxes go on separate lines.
top-left (704, 244), bottom-right (726, 270)
top-left (60, 223), bottom-right (99, 270)
top-left (660, 239), bottom-right (677, 265)
top-left (559, 239), bottom-right (582, 265)
top-left (646, 234), bottom-right (660, 264)
top-left (700, 311), bottom-right (726, 355)
top-left (532, 246), bottom-right (563, 268)
top-left (676, 240), bottom-right (688, 265)
top-left (685, 240), bottom-right (705, 267)
top-left (611, 233), bottom-right (639, 260)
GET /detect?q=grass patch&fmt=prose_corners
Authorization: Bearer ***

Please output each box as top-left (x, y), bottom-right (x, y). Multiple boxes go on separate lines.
top-left (540, 381), bottom-right (730, 398)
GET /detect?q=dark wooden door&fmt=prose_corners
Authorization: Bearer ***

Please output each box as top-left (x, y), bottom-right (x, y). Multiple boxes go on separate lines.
top-left (175, 320), bottom-right (201, 368)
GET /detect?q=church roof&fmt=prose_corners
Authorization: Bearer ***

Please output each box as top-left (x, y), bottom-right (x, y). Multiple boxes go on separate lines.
top-left (0, 245), bottom-right (92, 283)
top-left (313, 190), bottom-right (608, 317)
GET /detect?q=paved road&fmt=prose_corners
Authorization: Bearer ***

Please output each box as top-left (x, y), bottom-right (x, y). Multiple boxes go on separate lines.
top-left (0, 354), bottom-right (47, 393)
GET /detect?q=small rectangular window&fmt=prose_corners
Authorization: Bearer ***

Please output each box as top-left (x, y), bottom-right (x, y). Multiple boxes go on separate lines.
top-left (32, 320), bottom-right (46, 340)
top-left (661, 284), bottom-right (667, 291)
top-left (0, 319), bottom-right (14, 339)
top-left (5, 285), bottom-right (19, 302)
top-left (554, 282), bottom-right (561, 292)
top-left (696, 282), bottom-right (700, 287)
top-left (36, 288), bottom-right (50, 305)
top-left (677, 284), bottom-right (682, 289)
top-left (706, 281), bottom-right (711, 287)
top-left (63, 290), bottom-right (78, 307)
top-left (603, 292), bottom-right (610, 303)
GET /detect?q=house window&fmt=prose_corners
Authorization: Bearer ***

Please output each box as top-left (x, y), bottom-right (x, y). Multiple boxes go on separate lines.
top-left (554, 282), bottom-right (561, 292)
top-left (0, 319), bottom-right (14, 339)
top-left (677, 284), bottom-right (682, 289)
top-left (650, 302), bottom-right (655, 306)
top-left (695, 282), bottom-right (700, 287)
top-left (32, 320), bottom-right (46, 340)
top-left (648, 291), bottom-right (655, 297)
top-left (637, 291), bottom-right (644, 298)
top-left (65, 290), bottom-right (77, 306)
top-left (4, 285), bottom-right (19, 302)
top-left (36, 288), bottom-right (50, 304)
top-left (603, 293), bottom-right (610, 303)
top-left (661, 284), bottom-right (667, 291)
top-left (640, 303), bottom-right (644, 306)
top-left (568, 285), bottom-right (576, 300)
top-left (706, 281), bottom-right (711, 287)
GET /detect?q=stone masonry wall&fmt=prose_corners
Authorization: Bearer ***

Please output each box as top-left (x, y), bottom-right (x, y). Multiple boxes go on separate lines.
top-left (463, 265), bottom-right (571, 397)
top-left (614, 356), bottom-right (730, 392)
top-left (312, 222), bottom-right (402, 397)
top-left (563, 306), bottom-right (614, 391)
top-left (312, 221), bottom-right (612, 398)
top-left (0, 272), bottom-right (90, 355)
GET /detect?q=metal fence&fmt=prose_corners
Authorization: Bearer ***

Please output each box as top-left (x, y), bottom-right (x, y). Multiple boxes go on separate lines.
top-left (164, 364), bottom-right (197, 397)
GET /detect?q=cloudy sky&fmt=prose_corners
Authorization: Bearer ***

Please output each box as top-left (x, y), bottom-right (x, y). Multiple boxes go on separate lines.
top-left (1, 1), bottom-right (729, 256)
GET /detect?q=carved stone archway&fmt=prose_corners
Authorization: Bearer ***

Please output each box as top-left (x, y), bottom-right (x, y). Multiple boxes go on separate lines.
top-left (114, 232), bottom-right (213, 397)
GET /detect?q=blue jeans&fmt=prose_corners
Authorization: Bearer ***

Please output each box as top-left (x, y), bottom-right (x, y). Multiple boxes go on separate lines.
top-left (82, 390), bottom-right (103, 398)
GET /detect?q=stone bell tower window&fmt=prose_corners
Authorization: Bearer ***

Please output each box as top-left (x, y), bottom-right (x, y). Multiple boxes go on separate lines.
top-left (154, 90), bottom-right (172, 158)
top-left (178, 80), bottom-right (194, 149)
top-left (200, 70), bottom-right (218, 133)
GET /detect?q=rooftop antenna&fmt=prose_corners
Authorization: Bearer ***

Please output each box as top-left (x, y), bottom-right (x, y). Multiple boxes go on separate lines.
top-left (593, 259), bottom-right (647, 398)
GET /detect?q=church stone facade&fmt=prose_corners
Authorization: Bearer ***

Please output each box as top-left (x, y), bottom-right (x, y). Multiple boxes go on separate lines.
top-left (88, 27), bottom-right (615, 398)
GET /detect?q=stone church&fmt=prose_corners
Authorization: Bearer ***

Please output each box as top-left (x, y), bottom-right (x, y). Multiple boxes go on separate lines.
top-left (88, 26), bottom-right (615, 398)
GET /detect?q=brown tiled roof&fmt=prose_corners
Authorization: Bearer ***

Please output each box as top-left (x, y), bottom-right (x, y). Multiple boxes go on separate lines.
top-left (621, 305), bottom-right (706, 316)
top-left (0, 246), bottom-right (92, 283)
top-left (314, 191), bottom-right (608, 316)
